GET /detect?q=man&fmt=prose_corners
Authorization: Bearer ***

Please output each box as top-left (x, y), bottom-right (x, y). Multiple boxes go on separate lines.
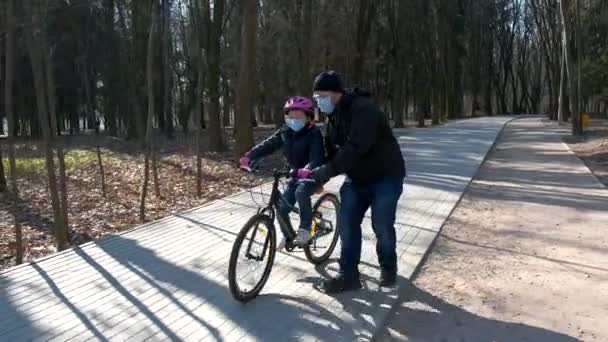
top-left (297, 71), bottom-right (406, 293)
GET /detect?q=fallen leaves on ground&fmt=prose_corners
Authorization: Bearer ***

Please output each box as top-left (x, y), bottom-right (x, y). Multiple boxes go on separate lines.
top-left (0, 133), bottom-right (280, 271)
top-left (564, 119), bottom-right (608, 187)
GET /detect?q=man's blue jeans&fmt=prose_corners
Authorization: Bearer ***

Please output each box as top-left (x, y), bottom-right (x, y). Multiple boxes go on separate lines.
top-left (338, 177), bottom-right (404, 280)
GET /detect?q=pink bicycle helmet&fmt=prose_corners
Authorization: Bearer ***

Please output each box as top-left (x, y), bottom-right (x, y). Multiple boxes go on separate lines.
top-left (284, 96), bottom-right (315, 116)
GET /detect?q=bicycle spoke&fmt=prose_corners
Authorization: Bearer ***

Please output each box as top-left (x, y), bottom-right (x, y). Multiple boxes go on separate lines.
top-left (305, 195), bottom-right (341, 263)
top-left (235, 223), bottom-right (270, 292)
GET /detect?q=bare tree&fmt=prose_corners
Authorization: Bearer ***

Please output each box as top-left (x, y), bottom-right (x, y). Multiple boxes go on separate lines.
top-left (530, 0), bottom-right (562, 118)
top-left (5, 0), bottom-right (23, 263)
top-left (234, 0), bottom-right (257, 159)
top-left (205, 0), bottom-right (225, 151)
top-left (558, 36), bottom-right (568, 122)
top-left (0, 150), bottom-right (7, 193)
top-left (162, 0), bottom-right (174, 138)
top-left (140, 0), bottom-right (159, 221)
top-left (195, 63), bottom-right (204, 197)
top-left (25, 5), bottom-right (69, 250)
top-left (97, 146), bottom-right (107, 198)
top-left (46, 49), bottom-right (69, 231)
top-left (298, 0), bottom-right (314, 93)
top-left (559, 0), bottom-right (582, 135)
top-left (352, 0), bottom-right (377, 84)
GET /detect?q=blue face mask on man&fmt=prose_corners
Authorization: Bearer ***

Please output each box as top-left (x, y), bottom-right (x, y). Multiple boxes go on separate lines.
top-left (286, 118), bottom-right (307, 132)
top-left (315, 96), bottom-right (335, 114)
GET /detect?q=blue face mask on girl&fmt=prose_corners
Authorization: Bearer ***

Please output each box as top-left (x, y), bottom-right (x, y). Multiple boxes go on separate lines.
top-left (286, 118), bottom-right (307, 132)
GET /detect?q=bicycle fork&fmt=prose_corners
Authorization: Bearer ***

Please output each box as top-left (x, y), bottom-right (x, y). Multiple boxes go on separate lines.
top-left (245, 222), bottom-right (271, 261)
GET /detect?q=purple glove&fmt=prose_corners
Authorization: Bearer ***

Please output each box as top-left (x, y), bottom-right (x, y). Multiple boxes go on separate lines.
top-left (295, 168), bottom-right (313, 179)
top-left (239, 155), bottom-right (251, 168)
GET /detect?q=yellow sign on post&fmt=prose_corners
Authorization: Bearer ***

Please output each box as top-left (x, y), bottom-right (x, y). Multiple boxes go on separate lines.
top-left (582, 113), bottom-right (590, 129)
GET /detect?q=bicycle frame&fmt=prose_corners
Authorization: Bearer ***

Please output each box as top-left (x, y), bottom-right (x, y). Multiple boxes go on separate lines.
top-left (265, 171), bottom-right (297, 241)
top-left (248, 170), bottom-right (319, 252)
top-left (243, 166), bottom-right (325, 259)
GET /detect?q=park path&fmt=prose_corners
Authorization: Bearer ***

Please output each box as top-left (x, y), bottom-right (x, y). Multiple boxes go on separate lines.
top-left (381, 118), bottom-right (608, 341)
top-left (0, 117), bottom-right (511, 341)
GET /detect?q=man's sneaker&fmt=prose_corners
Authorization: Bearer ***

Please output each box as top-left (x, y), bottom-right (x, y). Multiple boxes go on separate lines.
top-left (379, 269), bottom-right (397, 287)
top-left (317, 274), bottom-right (362, 294)
top-left (293, 229), bottom-right (311, 246)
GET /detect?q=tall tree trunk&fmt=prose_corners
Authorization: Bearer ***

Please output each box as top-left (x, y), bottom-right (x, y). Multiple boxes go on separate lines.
top-left (162, 0), bottom-right (174, 138)
top-left (26, 23), bottom-right (69, 251)
top-left (5, 0), bottom-right (22, 263)
top-left (206, 0), bottom-right (224, 151)
top-left (391, 69), bottom-right (405, 128)
top-left (235, 0), bottom-right (257, 160)
top-left (352, 0), bottom-right (377, 84)
top-left (46, 50), bottom-right (69, 231)
top-left (0, 148), bottom-right (6, 192)
top-left (195, 47), bottom-right (204, 198)
top-left (558, 41), bottom-right (567, 122)
top-left (575, 0), bottom-right (582, 130)
top-left (97, 146), bottom-right (106, 197)
top-left (299, 0), bottom-right (313, 93)
top-left (140, 0), bottom-right (158, 222)
top-left (222, 77), bottom-right (231, 127)
top-left (152, 133), bottom-right (160, 198)
top-left (559, 0), bottom-right (581, 135)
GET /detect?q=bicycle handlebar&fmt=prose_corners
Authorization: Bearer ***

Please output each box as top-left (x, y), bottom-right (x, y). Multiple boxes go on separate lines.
top-left (239, 166), bottom-right (314, 183)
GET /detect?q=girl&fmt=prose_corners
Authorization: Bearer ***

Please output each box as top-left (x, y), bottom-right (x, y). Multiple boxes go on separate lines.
top-left (239, 96), bottom-right (325, 246)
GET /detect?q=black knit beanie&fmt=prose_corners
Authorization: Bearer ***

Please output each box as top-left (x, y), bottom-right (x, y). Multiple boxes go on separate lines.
top-left (313, 71), bottom-right (345, 93)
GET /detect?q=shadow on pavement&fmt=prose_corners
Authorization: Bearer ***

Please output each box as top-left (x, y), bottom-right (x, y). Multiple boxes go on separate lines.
top-left (383, 282), bottom-right (579, 342)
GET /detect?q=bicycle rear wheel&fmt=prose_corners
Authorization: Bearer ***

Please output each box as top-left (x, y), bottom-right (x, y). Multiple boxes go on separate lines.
top-left (304, 193), bottom-right (340, 265)
top-left (228, 214), bottom-right (276, 302)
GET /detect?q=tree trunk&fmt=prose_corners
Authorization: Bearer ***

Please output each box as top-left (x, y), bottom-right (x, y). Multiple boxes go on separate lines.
top-left (0, 149), bottom-right (7, 192)
top-left (194, 47), bottom-right (204, 198)
top-left (5, 0), bottom-right (22, 264)
top-left (235, 0), bottom-right (257, 160)
top-left (299, 0), bottom-right (313, 93)
top-left (391, 70), bottom-right (405, 128)
top-left (46, 50), bottom-right (69, 231)
top-left (162, 0), bottom-right (174, 138)
top-left (140, 0), bottom-right (158, 222)
top-left (222, 77), bottom-right (231, 127)
top-left (206, 0), bottom-right (224, 152)
top-left (575, 0), bottom-right (582, 130)
top-left (97, 146), bottom-right (106, 197)
top-left (0, 50), bottom-right (6, 193)
top-left (559, 0), bottom-right (581, 135)
top-left (432, 62), bottom-right (442, 125)
top-left (558, 41), bottom-right (567, 122)
top-left (26, 24), bottom-right (69, 251)
top-left (352, 0), bottom-right (377, 84)
top-left (152, 132), bottom-right (160, 198)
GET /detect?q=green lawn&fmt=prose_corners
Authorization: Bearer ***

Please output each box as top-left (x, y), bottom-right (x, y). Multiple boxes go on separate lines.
top-left (2, 150), bottom-right (109, 173)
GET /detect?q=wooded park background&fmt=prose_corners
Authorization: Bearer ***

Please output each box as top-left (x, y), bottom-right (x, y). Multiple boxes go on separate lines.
top-left (0, 0), bottom-right (607, 269)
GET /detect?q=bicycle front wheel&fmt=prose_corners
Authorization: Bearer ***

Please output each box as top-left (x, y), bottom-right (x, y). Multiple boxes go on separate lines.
top-left (228, 214), bottom-right (276, 302)
top-left (304, 193), bottom-right (340, 265)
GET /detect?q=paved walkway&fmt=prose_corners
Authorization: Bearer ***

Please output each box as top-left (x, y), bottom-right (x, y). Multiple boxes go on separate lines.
top-left (0, 117), bottom-right (511, 342)
top-left (380, 118), bottom-right (608, 341)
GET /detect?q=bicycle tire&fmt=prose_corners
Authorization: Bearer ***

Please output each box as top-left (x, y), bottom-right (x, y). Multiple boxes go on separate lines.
top-left (304, 193), bottom-right (341, 265)
top-left (228, 214), bottom-right (277, 302)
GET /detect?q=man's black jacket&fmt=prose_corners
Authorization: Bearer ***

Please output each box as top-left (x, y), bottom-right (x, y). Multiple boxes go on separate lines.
top-left (315, 90), bottom-right (406, 184)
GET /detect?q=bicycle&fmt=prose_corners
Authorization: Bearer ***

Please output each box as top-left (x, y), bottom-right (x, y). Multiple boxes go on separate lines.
top-left (227, 167), bottom-right (341, 302)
